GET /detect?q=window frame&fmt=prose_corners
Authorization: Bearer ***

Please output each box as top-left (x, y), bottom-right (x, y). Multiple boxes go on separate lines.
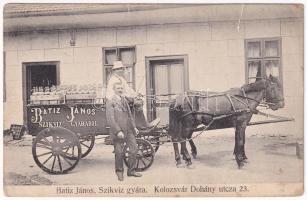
top-left (245, 37), bottom-right (283, 88)
top-left (102, 46), bottom-right (136, 89)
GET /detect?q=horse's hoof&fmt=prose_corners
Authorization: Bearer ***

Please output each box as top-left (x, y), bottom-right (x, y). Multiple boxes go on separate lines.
top-left (192, 153), bottom-right (197, 159)
top-left (186, 164), bottom-right (195, 169)
top-left (186, 160), bottom-right (192, 166)
top-left (237, 162), bottom-right (244, 169)
top-left (176, 163), bottom-right (185, 168)
top-left (176, 160), bottom-right (183, 168)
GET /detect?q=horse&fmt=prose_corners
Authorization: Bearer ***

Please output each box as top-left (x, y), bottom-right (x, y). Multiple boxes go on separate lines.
top-left (168, 75), bottom-right (285, 168)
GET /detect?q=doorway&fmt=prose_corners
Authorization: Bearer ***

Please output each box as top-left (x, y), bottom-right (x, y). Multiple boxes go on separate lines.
top-left (22, 62), bottom-right (60, 123)
top-left (146, 55), bottom-right (189, 125)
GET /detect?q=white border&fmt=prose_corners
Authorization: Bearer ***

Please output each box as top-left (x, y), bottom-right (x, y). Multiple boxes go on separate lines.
top-left (0, 1), bottom-right (305, 200)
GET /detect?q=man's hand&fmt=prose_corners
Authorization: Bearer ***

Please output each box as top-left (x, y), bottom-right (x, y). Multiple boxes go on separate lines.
top-left (134, 128), bottom-right (139, 135)
top-left (117, 131), bottom-right (125, 139)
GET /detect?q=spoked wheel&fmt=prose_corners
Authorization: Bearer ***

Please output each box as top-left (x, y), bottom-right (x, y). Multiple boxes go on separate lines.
top-left (79, 134), bottom-right (95, 158)
top-left (32, 127), bottom-right (81, 174)
top-left (66, 134), bottom-right (95, 160)
top-left (68, 134), bottom-right (95, 160)
top-left (139, 135), bottom-right (160, 152)
top-left (123, 138), bottom-right (155, 172)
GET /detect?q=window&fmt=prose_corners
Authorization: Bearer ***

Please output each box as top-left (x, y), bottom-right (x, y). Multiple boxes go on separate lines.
top-left (103, 46), bottom-right (136, 89)
top-left (245, 38), bottom-right (282, 84)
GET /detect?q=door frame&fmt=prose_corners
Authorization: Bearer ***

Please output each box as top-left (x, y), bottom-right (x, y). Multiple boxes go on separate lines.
top-left (22, 61), bottom-right (60, 125)
top-left (145, 55), bottom-right (189, 121)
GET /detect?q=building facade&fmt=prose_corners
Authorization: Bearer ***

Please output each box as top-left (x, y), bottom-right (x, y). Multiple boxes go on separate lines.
top-left (3, 4), bottom-right (304, 138)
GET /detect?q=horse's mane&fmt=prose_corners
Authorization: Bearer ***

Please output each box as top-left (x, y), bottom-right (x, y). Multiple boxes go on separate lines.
top-left (241, 80), bottom-right (266, 93)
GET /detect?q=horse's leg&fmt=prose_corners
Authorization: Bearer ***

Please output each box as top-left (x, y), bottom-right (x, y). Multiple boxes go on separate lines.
top-left (180, 144), bottom-right (185, 160)
top-left (180, 144), bottom-right (189, 161)
top-left (233, 143), bottom-right (248, 162)
top-left (181, 148), bottom-right (187, 161)
top-left (172, 142), bottom-right (182, 167)
top-left (181, 137), bottom-right (196, 161)
top-left (242, 130), bottom-right (248, 161)
top-left (188, 135), bottom-right (197, 159)
top-left (234, 120), bottom-right (247, 168)
top-left (242, 113), bottom-right (253, 162)
top-left (181, 141), bottom-right (192, 166)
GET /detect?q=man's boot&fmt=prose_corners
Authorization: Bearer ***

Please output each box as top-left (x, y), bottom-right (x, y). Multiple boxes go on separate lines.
top-left (116, 171), bottom-right (124, 181)
top-left (127, 171), bottom-right (142, 177)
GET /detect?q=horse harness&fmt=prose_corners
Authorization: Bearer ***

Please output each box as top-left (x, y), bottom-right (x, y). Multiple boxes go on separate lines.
top-left (177, 88), bottom-right (261, 122)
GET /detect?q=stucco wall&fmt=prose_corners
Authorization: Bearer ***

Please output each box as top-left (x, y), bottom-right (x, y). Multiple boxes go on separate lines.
top-left (3, 18), bottom-right (303, 138)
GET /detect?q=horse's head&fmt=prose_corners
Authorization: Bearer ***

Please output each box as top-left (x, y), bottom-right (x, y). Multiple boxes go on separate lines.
top-left (264, 75), bottom-right (284, 110)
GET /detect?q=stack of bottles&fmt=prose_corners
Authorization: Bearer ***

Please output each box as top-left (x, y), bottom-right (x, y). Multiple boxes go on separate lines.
top-left (30, 84), bottom-right (106, 104)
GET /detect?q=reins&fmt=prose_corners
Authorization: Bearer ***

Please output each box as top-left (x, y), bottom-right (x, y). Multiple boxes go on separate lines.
top-left (112, 78), bottom-right (282, 145)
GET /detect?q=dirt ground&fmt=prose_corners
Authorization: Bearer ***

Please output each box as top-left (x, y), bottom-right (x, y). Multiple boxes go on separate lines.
top-left (3, 129), bottom-right (303, 186)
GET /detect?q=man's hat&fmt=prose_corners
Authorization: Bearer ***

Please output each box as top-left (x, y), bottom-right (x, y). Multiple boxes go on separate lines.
top-left (113, 61), bottom-right (125, 70)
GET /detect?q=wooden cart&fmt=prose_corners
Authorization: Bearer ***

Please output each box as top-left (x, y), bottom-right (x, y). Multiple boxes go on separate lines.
top-left (27, 101), bottom-right (158, 174)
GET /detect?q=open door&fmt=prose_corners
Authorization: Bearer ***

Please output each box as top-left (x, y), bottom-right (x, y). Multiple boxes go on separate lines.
top-left (22, 62), bottom-right (60, 123)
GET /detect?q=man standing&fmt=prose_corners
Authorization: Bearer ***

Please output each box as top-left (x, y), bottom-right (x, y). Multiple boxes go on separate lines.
top-left (106, 81), bottom-right (142, 181)
top-left (106, 61), bottom-right (160, 129)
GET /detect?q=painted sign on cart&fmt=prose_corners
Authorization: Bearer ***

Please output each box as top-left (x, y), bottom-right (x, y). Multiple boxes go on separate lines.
top-left (27, 104), bottom-right (109, 136)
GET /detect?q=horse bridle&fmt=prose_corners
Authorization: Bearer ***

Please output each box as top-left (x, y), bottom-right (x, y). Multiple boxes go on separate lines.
top-left (247, 76), bottom-right (284, 107)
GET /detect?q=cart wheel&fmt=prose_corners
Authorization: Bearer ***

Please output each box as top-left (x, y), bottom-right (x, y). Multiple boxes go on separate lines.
top-left (64, 134), bottom-right (95, 160)
top-left (139, 135), bottom-right (160, 152)
top-left (123, 138), bottom-right (155, 172)
top-left (79, 134), bottom-right (95, 158)
top-left (32, 127), bottom-right (81, 174)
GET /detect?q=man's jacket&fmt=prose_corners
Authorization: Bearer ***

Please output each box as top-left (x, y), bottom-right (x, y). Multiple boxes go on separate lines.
top-left (106, 95), bottom-right (137, 140)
